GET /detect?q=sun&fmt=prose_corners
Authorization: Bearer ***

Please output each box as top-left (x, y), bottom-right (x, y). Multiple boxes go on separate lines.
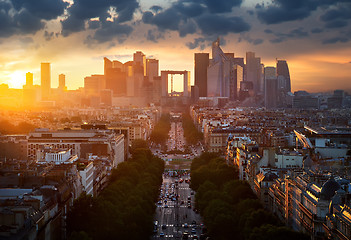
top-left (8, 71), bottom-right (26, 89)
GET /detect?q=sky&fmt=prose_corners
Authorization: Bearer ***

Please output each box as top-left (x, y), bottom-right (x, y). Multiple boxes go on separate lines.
top-left (0, 0), bottom-right (350, 93)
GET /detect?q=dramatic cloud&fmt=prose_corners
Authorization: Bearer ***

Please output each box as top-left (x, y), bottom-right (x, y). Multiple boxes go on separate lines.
top-left (88, 21), bottom-right (133, 44)
top-left (203, 0), bottom-right (242, 13)
top-left (322, 37), bottom-right (349, 44)
top-left (145, 29), bottom-right (164, 43)
top-left (142, 0), bottom-right (249, 39)
top-left (0, 0), bottom-right (67, 38)
top-left (196, 14), bottom-right (250, 35)
top-left (256, 0), bottom-right (351, 25)
top-left (142, 9), bottom-right (183, 31)
top-left (11, 0), bottom-right (68, 20)
top-left (186, 37), bottom-right (207, 49)
top-left (61, 0), bottom-right (139, 39)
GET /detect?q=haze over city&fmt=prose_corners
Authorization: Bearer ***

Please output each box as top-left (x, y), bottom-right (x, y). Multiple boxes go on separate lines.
top-left (0, 0), bottom-right (350, 92)
top-left (1, 1), bottom-right (351, 240)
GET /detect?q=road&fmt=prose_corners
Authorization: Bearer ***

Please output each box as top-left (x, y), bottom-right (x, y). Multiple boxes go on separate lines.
top-left (151, 115), bottom-right (204, 239)
top-left (151, 173), bottom-right (203, 239)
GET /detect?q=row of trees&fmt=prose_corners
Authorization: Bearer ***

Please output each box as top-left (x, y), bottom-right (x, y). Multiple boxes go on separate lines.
top-left (67, 140), bottom-right (164, 240)
top-left (191, 153), bottom-right (309, 240)
top-left (0, 120), bottom-right (36, 134)
top-left (182, 113), bottom-right (203, 145)
top-left (150, 113), bottom-right (171, 145)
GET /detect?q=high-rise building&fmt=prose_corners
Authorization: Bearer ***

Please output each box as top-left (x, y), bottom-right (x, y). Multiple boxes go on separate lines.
top-left (276, 60), bottom-right (291, 92)
top-left (26, 72), bottom-right (33, 86)
top-left (264, 67), bottom-right (278, 109)
top-left (207, 39), bottom-right (237, 98)
top-left (245, 52), bottom-right (262, 94)
top-left (84, 75), bottom-right (105, 96)
top-left (146, 59), bottom-right (159, 83)
top-left (194, 53), bottom-right (209, 97)
top-left (328, 90), bottom-right (344, 109)
top-left (133, 51), bottom-right (146, 76)
top-left (104, 57), bottom-right (126, 96)
top-left (231, 65), bottom-right (243, 100)
top-left (58, 74), bottom-right (66, 91)
top-left (41, 62), bottom-right (51, 100)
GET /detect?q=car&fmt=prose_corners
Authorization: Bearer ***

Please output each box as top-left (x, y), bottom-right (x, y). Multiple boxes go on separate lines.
top-left (159, 232), bottom-right (165, 237)
top-left (191, 228), bottom-right (196, 234)
top-left (182, 231), bottom-right (189, 240)
top-left (164, 205), bottom-right (168, 208)
top-left (192, 234), bottom-right (199, 239)
top-left (162, 224), bottom-right (167, 229)
top-left (183, 223), bottom-right (188, 228)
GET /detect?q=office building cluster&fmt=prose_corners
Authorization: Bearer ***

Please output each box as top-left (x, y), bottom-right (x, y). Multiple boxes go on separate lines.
top-left (193, 39), bottom-right (350, 110)
top-left (189, 103), bottom-right (351, 239)
top-left (83, 51), bottom-right (164, 107)
top-left (193, 39), bottom-right (291, 108)
top-left (0, 106), bottom-right (160, 239)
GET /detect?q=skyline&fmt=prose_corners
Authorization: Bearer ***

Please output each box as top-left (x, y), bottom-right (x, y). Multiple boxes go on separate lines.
top-left (0, 0), bottom-right (350, 93)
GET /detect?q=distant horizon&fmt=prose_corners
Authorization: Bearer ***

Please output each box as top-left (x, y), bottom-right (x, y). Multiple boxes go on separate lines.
top-left (0, 0), bottom-right (350, 94)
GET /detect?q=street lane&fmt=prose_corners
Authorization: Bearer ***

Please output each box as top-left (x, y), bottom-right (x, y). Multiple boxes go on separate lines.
top-left (152, 173), bottom-right (203, 239)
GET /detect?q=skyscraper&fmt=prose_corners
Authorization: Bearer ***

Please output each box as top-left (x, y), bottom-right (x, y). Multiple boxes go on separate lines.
top-left (231, 65), bottom-right (243, 100)
top-left (58, 74), bottom-right (66, 90)
top-left (26, 72), bottom-right (33, 86)
top-left (194, 53), bottom-right (209, 97)
top-left (245, 52), bottom-right (262, 94)
top-left (276, 60), bottom-right (291, 92)
top-left (264, 66), bottom-right (278, 109)
top-left (104, 57), bottom-right (126, 96)
top-left (146, 59), bottom-right (159, 83)
top-left (41, 62), bottom-right (51, 100)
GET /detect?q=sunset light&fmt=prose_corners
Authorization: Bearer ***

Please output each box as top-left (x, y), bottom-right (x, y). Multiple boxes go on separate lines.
top-left (0, 1), bottom-right (350, 240)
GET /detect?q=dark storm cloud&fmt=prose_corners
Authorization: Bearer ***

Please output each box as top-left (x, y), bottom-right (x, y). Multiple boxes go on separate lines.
top-left (61, 0), bottom-right (139, 37)
top-left (322, 37), bottom-right (349, 44)
top-left (247, 10), bottom-right (254, 16)
top-left (270, 38), bottom-right (284, 43)
top-left (179, 19), bottom-right (197, 37)
top-left (173, 1), bottom-right (205, 18)
top-left (320, 3), bottom-right (351, 22)
top-left (142, 1), bottom-right (205, 33)
top-left (186, 37), bottom-right (205, 49)
top-left (0, 0), bottom-right (67, 38)
top-left (11, 0), bottom-right (68, 20)
top-left (61, 16), bottom-right (85, 37)
top-left (88, 20), bottom-right (101, 30)
top-left (325, 20), bottom-right (348, 29)
top-left (142, 9), bottom-right (182, 31)
top-left (311, 28), bottom-right (323, 33)
top-left (87, 21), bottom-right (133, 44)
top-left (142, 0), bottom-right (250, 38)
top-left (196, 14), bottom-right (250, 35)
top-left (203, 0), bottom-right (242, 13)
top-left (241, 35), bottom-right (264, 45)
top-left (95, 22), bottom-right (133, 43)
top-left (256, 0), bottom-right (351, 25)
top-left (268, 28), bottom-right (309, 43)
top-left (145, 29), bottom-right (164, 43)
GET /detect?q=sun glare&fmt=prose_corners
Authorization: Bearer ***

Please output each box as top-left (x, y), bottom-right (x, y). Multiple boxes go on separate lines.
top-left (9, 71), bottom-right (26, 89)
